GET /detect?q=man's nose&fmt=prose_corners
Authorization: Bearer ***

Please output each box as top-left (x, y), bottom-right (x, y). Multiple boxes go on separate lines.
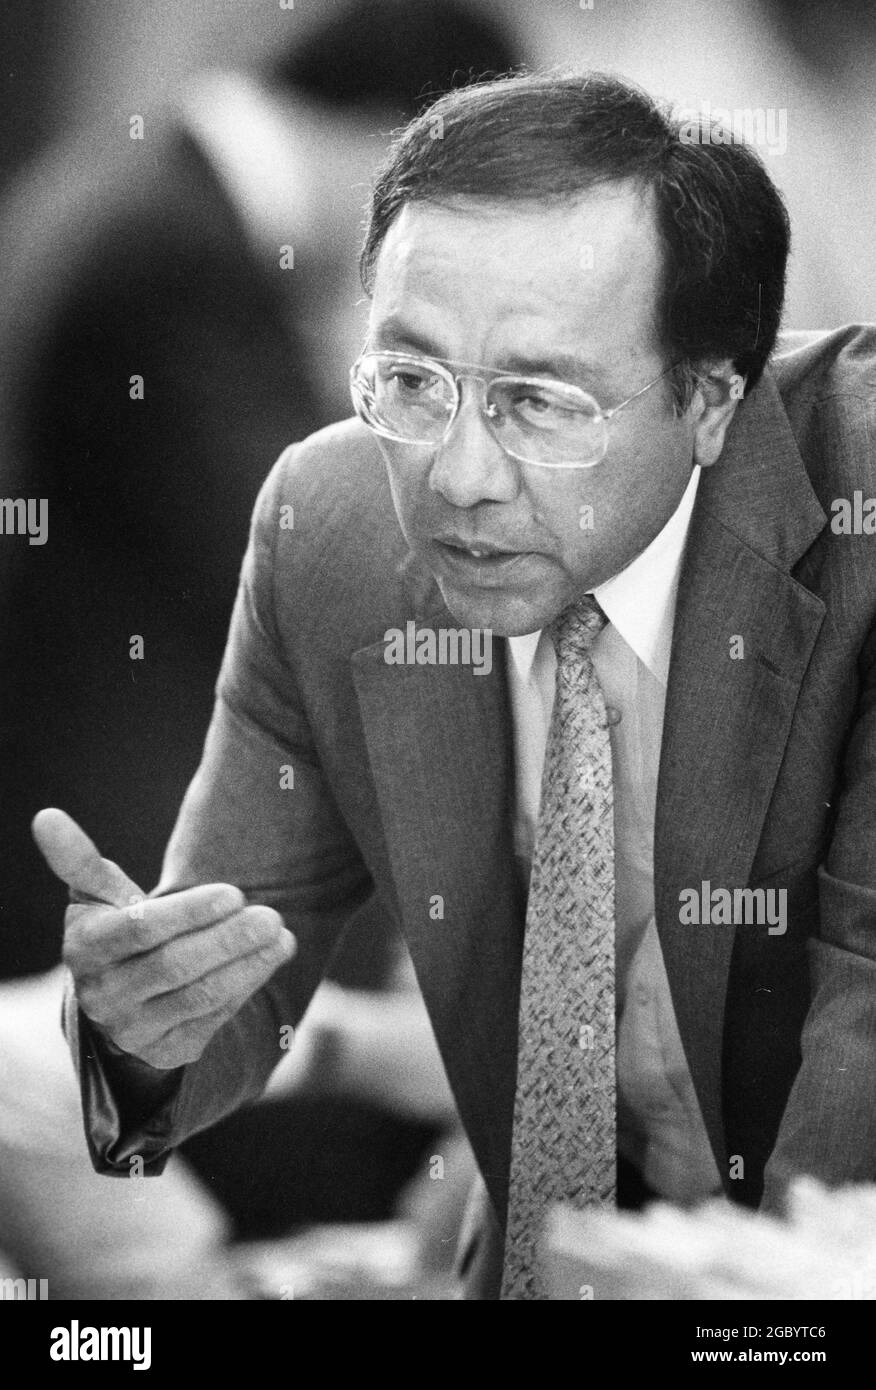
top-left (428, 384), bottom-right (520, 508)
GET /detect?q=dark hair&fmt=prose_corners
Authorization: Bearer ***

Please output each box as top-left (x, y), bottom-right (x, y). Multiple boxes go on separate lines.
top-left (271, 0), bottom-right (521, 124)
top-left (361, 71), bottom-right (791, 406)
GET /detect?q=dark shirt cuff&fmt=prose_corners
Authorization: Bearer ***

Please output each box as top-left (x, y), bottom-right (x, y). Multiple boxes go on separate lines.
top-left (62, 976), bottom-right (185, 1175)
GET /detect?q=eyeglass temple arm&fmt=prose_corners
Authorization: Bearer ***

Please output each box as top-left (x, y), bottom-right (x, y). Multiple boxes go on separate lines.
top-left (601, 363), bottom-right (681, 420)
top-left (601, 360), bottom-right (747, 419)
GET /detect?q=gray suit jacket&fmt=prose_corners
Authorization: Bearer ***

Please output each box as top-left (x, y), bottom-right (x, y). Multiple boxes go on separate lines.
top-left (68, 326), bottom-right (876, 1298)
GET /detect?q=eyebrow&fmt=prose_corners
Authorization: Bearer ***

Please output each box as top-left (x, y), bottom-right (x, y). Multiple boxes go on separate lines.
top-left (501, 351), bottom-right (609, 394)
top-left (369, 317), bottom-right (611, 394)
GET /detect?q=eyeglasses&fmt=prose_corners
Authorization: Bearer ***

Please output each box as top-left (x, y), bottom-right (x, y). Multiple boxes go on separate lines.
top-left (349, 351), bottom-right (676, 469)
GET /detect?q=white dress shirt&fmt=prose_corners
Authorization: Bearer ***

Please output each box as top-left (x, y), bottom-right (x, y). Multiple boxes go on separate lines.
top-left (507, 465), bottom-right (724, 1204)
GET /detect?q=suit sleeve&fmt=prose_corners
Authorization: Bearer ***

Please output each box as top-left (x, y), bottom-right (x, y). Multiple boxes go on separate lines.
top-left (67, 447), bottom-right (373, 1173)
top-left (762, 615), bottom-right (876, 1209)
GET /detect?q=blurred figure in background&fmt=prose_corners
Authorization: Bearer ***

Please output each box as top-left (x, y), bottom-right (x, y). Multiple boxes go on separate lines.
top-left (0, 0), bottom-right (521, 1261)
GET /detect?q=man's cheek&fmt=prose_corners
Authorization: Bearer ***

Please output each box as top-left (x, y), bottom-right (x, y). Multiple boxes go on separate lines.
top-left (383, 448), bottom-right (433, 505)
top-left (383, 463), bottom-right (422, 538)
top-left (546, 492), bottom-right (601, 564)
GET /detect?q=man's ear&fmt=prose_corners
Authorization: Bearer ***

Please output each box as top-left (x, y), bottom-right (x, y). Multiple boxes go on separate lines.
top-left (689, 361), bottom-right (746, 468)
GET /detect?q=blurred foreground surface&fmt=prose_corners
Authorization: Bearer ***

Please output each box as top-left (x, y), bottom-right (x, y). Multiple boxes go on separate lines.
top-left (545, 1178), bottom-right (876, 1300)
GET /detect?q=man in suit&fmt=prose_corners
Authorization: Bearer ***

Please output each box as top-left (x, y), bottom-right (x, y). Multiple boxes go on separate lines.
top-left (35, 71), bottom-right (876, 1298)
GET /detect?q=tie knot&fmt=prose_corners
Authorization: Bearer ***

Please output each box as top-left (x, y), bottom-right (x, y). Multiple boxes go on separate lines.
top-left (547, 594), bottom-right (607, 668)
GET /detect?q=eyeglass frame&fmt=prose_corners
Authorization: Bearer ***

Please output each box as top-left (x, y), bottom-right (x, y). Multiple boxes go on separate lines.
top-left (349, 349), bottom-right (681, 469)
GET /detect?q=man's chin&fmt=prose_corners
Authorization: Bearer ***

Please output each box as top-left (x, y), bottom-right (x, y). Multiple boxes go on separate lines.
top-left (435, 577), bottom-right (552, 638)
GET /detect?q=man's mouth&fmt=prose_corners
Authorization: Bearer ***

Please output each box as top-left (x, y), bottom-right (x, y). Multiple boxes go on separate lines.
top-left (439, 537), bottom-right (518, 559)
top-left (432, 534), bottom-right (539, 586)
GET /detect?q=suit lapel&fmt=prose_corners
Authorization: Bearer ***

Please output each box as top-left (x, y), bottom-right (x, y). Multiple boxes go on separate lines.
top-left (655, 369), bottom-right (827, 1170)
top-left (351, 570), bottom-right (524, 1222)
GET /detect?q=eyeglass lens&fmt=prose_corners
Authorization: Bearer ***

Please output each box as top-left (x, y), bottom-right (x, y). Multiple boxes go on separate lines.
top-left (357, 356), bottom-right (605, 465)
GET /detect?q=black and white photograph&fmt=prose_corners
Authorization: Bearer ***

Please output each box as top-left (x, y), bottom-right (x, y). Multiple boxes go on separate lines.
top-left (1, 0), bottom-right (875, 1351)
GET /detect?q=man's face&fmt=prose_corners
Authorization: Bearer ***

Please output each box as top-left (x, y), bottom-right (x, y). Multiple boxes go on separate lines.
top-left (367, 185), bottom-right (700, 636)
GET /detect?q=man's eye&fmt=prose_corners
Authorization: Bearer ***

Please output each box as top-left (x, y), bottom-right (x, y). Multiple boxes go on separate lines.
top-left (380, 367), bottom-right (437, 395)
top-left (509, 388), bottom-right (580, 425)
top-left (393, 371), bottom-right (431, 392)
top-left (517, 391), bottom-right (554, 413)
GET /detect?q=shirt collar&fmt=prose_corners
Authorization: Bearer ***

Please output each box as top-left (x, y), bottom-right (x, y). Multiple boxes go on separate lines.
top-left (508, 464), bottom-right (701, 689)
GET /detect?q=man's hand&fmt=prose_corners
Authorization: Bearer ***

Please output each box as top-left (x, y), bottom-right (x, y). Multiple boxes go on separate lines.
top-left (32, 808), bottom-right (296, 1070)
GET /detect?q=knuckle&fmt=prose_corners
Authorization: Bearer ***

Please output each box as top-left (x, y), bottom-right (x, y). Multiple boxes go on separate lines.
top-left (211, 885), bottom-right (246, 919)
top-left (181, 977), bottom-right (217, 1016)
top-left (137, 1040), bottom-right (170, 1068)
top-left (126, 913), bottom-right (155, 950)
top-left (181, 885), bottom-right (233, 929)
top-left (112, 1025), bottom-right (141, 1056)
top-left (159, 1028), bottom-right (207, 1068)
top-left (150, 950), bottom-right (184, 993)
top-left (78, 906), bottom-right (124, 957)
top-left (63, 908), bottom-right (107, 964)
top-left (177, 894), bottom-right (204, 931)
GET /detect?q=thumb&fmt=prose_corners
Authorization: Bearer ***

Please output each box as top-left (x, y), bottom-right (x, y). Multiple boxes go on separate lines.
top-left (32, 808), bottom-right (144, 909)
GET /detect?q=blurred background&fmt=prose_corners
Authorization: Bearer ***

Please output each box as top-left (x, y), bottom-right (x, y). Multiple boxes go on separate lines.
top-left (0, 0), bottom-right (874, 1300)
top-left (2, 0), bottom-right (875, 325)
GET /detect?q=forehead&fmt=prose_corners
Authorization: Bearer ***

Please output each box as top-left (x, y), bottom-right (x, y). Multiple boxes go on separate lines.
top-left (368, 185), bottom-right (664, 371)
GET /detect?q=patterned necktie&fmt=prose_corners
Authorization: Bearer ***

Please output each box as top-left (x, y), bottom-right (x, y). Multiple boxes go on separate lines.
top-left (501, 594), bottom-right (616, 1300)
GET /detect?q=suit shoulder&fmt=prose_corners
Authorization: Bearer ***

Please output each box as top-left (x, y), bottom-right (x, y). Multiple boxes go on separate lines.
top-left (770, 326), bottom-right (876, 492)
top-left (771, 325), bottom-right (876, 403)
top-left (255, 419), bottom-right (410, 648)
top-left (257, 418), bottom-right (407, 581)
top-left (265, 418), bottom-right (398, 534)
